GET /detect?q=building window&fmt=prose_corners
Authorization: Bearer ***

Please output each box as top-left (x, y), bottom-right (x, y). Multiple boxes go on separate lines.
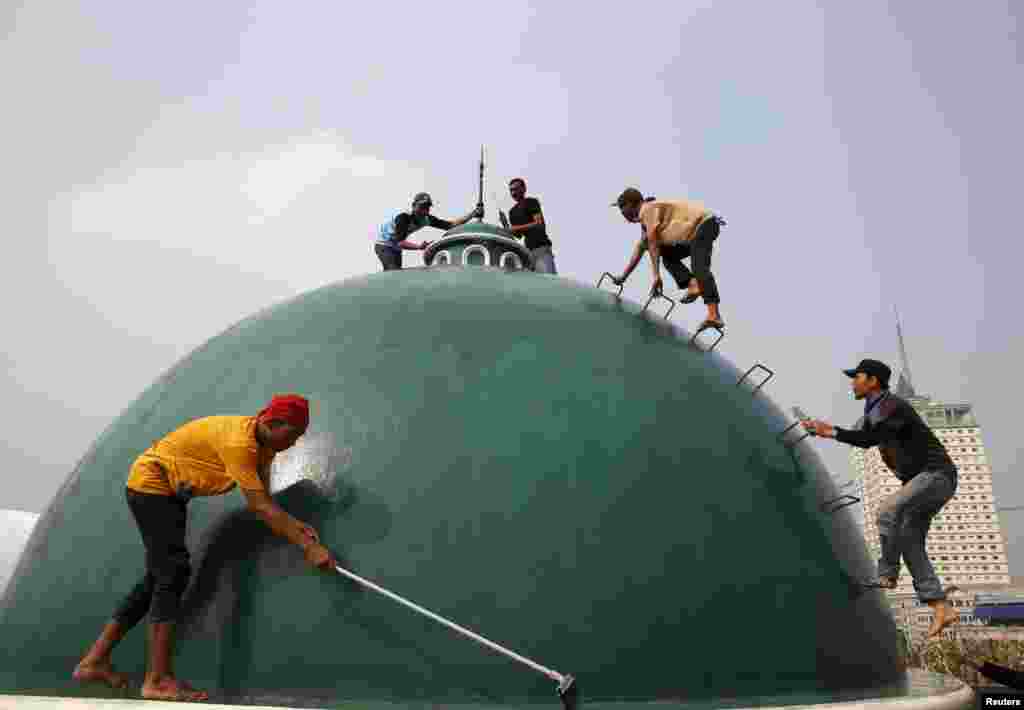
top-left (499, 252), bottom-right (523, 270)
top-left (463, 245), bottom-right (490, 267)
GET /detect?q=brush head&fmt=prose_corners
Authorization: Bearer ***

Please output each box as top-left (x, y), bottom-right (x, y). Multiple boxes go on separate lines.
top-left (557, 675), bottom-right (578, 710)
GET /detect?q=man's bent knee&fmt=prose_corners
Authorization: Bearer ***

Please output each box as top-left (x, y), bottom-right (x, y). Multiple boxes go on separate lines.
top-left (876, 506), bottom-right (899, 536)
top-left (150, 562), bottom-right (190, 622)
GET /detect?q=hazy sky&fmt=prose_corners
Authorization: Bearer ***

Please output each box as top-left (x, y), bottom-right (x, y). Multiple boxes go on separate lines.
top-left (2, 3), bottom-right (1022, 567)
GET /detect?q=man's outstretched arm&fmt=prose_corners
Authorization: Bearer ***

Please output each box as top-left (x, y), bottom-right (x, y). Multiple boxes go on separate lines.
top-left (803, 415), bottom-right (906, 449)
top-left (242, 487), bottom-right (333, 567)
top-left (646, 227), bottom-right (663, 292)
top-left (434, 208), bottom-right (481, 231)
top-left (614, 240), bottom-right (647, 285)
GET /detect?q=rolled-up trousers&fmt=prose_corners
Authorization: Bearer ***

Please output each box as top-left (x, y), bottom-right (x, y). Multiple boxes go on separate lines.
top-left (111, 489), bottom-right (191, 626)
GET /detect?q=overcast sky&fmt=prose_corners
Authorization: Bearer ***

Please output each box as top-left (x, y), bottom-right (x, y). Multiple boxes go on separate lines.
top-left (2, 2), bottom-right (1021, 568)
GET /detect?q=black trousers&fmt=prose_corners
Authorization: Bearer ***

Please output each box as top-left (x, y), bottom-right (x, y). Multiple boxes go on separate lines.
top-left (112, 489), bottom-right (191, 627)
top-left (661, 217), bottom-right (722, 304)
top-left (375, 244), bottom-right (403, 271)
top-left (978, 661), bottom-right (1024, 690)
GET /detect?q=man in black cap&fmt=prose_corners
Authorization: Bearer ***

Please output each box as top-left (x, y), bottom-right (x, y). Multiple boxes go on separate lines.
top-left (802, 358), bottom-right (958, 639)
top-left (373, 192), bottom-right (482, 271)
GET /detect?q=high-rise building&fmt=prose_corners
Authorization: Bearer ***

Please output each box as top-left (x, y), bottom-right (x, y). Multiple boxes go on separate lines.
top-left (853, 311), bottom-right (1010, 594)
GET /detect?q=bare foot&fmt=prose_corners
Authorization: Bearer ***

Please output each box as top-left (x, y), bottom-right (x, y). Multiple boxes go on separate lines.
top-left (142, 677), bottom-right (208, 702)
top-left (72, 659), bottom-right (129, 689)
top-left (927, 600), bottom-right (957, 639)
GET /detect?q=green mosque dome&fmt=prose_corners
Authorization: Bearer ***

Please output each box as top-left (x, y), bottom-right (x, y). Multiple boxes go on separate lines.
top-left (0, 255), bottom-right (902, 707)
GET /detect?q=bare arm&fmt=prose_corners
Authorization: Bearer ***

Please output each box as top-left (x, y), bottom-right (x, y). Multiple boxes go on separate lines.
top-left (393, 214), bottom-right (428, 250)
top-left (449, 209), bottom-right (480, 228)
top-left (617, 239), bottom-right (646, 282)
top-left (646, 226), bottom-right (662, 280)
top-left (257, 456), bottom-right (273, 492)
top-left (243, 487), bottom-right (317, 549)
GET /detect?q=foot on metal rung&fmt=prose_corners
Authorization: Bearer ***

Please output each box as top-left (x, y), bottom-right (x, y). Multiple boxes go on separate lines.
top-left (777, 421), bottom-right (814, 448)
top-left (641, 293), bottom-right (676, 320)
top-left (839, 571), bottom-right (895, 600)
top-left (690, 327), bottom-right (725, 352)
top-left (596, 272), bottom-right (624, 299)
top-left (820, 494), bottom-right (860, 514)
top-left (856, 579), bottom-right (896, 590)
top-left (737, 363), bottom-right (774, 393)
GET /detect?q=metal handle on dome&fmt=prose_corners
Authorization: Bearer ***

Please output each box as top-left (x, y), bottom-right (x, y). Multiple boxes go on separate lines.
top-left (737, 363), bottom-right (774, 393)
top-left (641, 293), bottom-right (676, 320)
top-left (596, 272), bottom-right (624, 299)
top-left (690, 327), bottom-right (725, 352)
top-left (332, 564), bottom-right (569, 685)
top-left (778, 420), bottom-right (813, 448)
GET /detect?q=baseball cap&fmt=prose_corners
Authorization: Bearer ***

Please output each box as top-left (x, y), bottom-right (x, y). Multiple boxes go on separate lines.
top-left (412, 192), bottom-right (433, 207)
top-left (842, 359), bottom-right (892, 388)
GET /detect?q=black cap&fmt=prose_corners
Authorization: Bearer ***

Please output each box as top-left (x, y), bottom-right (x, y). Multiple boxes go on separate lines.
top-left (842, 359), bottom-right (892, 388)
top-left (412, 192), bottom-right (433, 207)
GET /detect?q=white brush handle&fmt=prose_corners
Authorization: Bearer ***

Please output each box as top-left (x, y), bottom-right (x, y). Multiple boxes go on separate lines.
top-left (334, 564), bottom-right (565, 683)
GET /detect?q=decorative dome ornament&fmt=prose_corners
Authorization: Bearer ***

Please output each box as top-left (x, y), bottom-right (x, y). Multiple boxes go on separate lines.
top-left (424, 222), bottom-right (533, 271)
top-left (423, 146), bottom-right (534, 271)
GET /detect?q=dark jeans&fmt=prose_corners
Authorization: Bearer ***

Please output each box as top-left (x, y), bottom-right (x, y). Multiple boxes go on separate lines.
top-left (375, 244), bottom-right (402, 271)
top-left (876, 470), bottom-right (956, 602)
top-left (662, 216), bottom-right (722, 304)
top-left (112, 489), bottom-right (191, 627)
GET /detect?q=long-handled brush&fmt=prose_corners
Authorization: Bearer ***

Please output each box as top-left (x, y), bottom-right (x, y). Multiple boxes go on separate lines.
top-left (333, 564), bottom-right (578, 709)
top-left (270, 432), bottom-right (579, 708)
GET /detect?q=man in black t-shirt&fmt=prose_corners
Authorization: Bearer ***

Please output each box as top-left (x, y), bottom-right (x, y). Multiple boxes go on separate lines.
top-left (507, 178), bottom-right (557, 274)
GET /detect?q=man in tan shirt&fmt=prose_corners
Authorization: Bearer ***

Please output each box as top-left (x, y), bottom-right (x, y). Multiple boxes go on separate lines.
top-left (611, 187), bottom-right (725, 331)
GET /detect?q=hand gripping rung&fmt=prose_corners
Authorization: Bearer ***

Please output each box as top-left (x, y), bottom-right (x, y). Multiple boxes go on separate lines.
top-left (778, 421), bottom-right (813, 448)
top-left (737, 363), bottom-right (774, 392)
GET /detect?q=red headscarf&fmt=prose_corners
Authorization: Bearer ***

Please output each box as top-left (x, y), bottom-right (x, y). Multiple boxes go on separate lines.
top-left (257, 394), bottom-right (310, 431)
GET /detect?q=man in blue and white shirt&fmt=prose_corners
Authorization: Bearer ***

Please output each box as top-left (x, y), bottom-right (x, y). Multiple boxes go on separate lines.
top-left (374, 192), bottom-right (482, 271)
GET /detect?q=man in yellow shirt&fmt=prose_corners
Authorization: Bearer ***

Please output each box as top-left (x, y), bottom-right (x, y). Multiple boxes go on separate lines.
top-left (72, 394), bottom-right (336, 702)
top-left (611, 187), bottom-right (726, 331)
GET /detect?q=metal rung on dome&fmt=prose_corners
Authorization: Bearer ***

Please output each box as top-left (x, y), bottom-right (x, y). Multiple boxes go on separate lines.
top-left (778, 421), bottom-right (813, 448)
top-left (737, 363), bottom-right (774, 392)
top-left (641, 293), bottom-right (676, 320)
top-left (690, 327), bottom-right (725, 351)
top-left (596, 272), bottom-right (624, 299)
top-left (821, 494), bottom-right (861, 514)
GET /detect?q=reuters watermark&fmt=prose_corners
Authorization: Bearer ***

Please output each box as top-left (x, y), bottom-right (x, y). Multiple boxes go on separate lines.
top-left (980, 692), bottom-right (1024, 708)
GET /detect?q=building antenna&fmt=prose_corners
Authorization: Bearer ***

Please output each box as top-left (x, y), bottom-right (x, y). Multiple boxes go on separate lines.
top-left (894, 306), bottom-right (917, 397)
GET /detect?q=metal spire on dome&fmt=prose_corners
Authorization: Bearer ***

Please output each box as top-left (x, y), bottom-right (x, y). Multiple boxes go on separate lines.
top-left (894, 306), bottom-right (918, 398)
top-left (476, 145), bottom-right (485, 223)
